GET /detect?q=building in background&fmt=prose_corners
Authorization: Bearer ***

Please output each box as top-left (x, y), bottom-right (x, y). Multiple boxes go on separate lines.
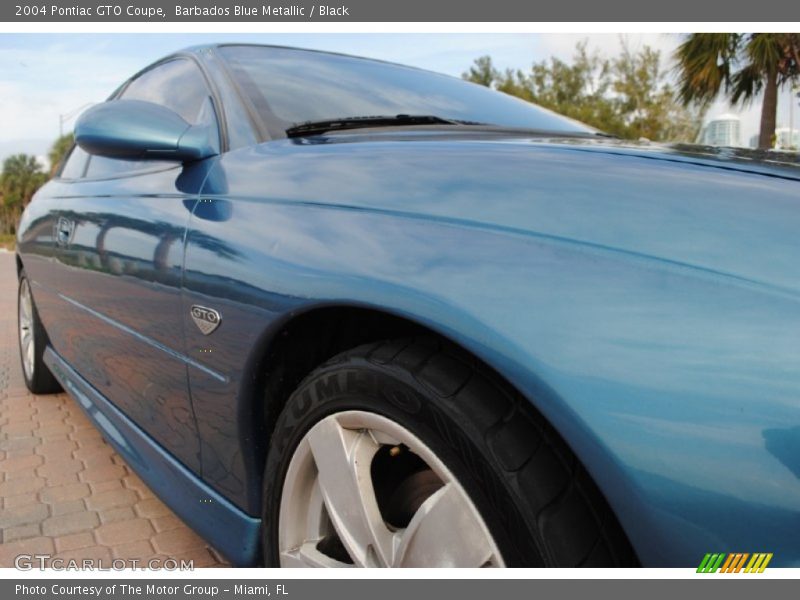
top-left (775, 127), bottom-right (799, 151)
top-left (748, 128), bottom-right (799, 150)
top-left (697, 114), bottom-right (742, 147)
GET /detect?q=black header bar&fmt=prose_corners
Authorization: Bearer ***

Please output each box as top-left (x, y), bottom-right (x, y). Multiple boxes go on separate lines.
top-left (4, 0), bottom-right (797, 22)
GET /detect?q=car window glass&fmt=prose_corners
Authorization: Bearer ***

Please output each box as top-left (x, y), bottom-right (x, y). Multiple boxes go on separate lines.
top-left (59, 145), bottom-right (89, 179)
top-left (219, 45), bottom-right (594, 135)
top-left (122, 58), bottom-right (212, 123)
top-left (194, 49), bottom-right (259, 149)
top-left (86, 58), bottom-right (216, 179)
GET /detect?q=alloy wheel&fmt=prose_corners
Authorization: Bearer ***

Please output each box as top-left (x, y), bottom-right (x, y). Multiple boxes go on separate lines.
top-left (18, 278), bottom-right (35, 381)
top-left (278, 410), bottom-right (505, 568)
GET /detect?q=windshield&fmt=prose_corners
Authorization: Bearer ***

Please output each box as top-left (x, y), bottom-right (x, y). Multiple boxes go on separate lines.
top-left (218, 45), bottom-right (595, 136)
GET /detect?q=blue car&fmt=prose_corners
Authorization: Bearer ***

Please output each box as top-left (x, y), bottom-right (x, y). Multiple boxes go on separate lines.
top-left (16, 44), bottom-right (800, 568)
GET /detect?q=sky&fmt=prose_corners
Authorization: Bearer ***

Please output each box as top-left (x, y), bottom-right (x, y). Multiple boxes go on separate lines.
top-left (1, 32), bottom-right (797, 165)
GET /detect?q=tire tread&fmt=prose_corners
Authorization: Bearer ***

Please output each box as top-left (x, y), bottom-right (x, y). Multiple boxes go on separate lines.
top-left (296, 337), bottom-right (637, 567)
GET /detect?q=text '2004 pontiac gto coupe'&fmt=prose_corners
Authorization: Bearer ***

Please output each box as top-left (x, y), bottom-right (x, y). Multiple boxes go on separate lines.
top-left (16, 44), bottom-right (800, 568)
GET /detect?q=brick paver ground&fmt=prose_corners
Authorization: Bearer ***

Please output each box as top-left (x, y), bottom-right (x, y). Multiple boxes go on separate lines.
top-left (0, 252), bottom-right (227, 567)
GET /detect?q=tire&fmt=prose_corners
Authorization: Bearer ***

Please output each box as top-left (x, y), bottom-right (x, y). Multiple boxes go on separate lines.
top-left (18, 271), bottom-right (62, 394)
top-left (262, 337), bottom-right (637, 567)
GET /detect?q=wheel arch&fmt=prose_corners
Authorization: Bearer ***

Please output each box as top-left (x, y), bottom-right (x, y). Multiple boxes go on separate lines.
top-left (239, 302), bottom-right (640, 564)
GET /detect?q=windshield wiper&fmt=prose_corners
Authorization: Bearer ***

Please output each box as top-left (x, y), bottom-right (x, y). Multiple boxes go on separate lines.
top-left (285, 114), bottom-right (470, 137)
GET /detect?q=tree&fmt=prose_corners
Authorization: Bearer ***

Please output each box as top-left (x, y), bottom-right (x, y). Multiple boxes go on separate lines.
top-left (463, 40), bottom-right (704, 143)
top-left (674, 33), bottom-right (800, 149)
top-left (525, 42), bottom-right (624, 135)
top-left (612, 43), bottom-right (704, 142)
top-left (462, 56), bottom-right (498, 87)
top-left (48, 134), bottom-right (75, 177)
top-left (0, 154), bottom-right (47, 235)
top-left (1, 154), bottom-right (46, 208)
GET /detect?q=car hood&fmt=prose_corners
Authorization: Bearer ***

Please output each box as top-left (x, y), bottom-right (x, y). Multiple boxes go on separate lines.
top-left (225, 132), bottom-right (800, 296)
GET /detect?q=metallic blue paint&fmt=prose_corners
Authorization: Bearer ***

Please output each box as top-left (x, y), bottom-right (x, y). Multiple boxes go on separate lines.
top-left (75, 99), bottom-right (220, 162)
top-left (16, 45), bottom-right (800, 567)
top-left (183, 135), bottom-right (800, 567)
top-left (58, 292), bottom-right (227, 382)
top-left (43, 347), bottom-right (261, 566)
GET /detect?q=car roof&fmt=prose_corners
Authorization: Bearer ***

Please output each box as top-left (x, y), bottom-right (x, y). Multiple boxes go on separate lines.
top-left (164, 42), bottom-right (424, 73)
top-left (115, 42), bottom-right (422, 101)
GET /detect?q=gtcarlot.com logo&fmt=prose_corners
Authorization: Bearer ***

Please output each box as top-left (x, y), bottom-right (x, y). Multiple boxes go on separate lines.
top-left (14, 554), bottom-right (194, 571)
top-left (697, 553), bottom-right (773, 573)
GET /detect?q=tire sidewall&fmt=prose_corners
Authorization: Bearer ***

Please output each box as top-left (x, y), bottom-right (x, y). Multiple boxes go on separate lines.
top-left (17, 271), bottom-right (60, 394)
top-left (262, 357), bottom-right (531, 567)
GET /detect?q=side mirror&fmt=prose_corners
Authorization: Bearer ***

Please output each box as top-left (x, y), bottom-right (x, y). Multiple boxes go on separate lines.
top-left (75, 99), bottom-right (219, 162)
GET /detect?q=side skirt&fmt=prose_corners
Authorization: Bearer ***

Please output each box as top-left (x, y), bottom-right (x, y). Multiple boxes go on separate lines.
top-left (44, 346), bottom-right (262, 567)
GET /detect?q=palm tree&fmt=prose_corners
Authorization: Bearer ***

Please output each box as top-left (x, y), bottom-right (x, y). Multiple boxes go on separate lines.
top-left (674, 34), bottom-right (800, 149)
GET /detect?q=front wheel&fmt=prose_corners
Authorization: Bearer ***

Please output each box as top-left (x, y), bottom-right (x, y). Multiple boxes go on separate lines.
top-left (262, 338), bottom-right (637, 567)
top-left (275, 409), bottom-right (504, 567)
top-left (18, 271), bottom-right (61, 394)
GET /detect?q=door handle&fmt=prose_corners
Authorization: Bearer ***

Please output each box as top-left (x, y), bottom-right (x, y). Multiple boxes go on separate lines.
top-left (55, 217), bottom-right (74, 246)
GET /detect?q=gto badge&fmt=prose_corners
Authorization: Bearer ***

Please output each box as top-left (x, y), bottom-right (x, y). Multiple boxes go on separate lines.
top-left (190, 305), bottom-right (222, 335)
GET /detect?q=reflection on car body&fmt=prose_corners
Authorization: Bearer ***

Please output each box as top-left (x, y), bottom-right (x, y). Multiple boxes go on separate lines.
top-left (15, 44), bottom-right (800, 568)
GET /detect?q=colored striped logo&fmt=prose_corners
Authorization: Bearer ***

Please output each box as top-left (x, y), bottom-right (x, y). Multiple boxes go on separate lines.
top-left (697, 553), bottom-right (773, 573)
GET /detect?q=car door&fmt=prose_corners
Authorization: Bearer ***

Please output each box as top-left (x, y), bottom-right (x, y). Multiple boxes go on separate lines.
top-left (49, 58), bottom-right (221, 473)
top-left (15, 145), bottom-right (91, 336)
